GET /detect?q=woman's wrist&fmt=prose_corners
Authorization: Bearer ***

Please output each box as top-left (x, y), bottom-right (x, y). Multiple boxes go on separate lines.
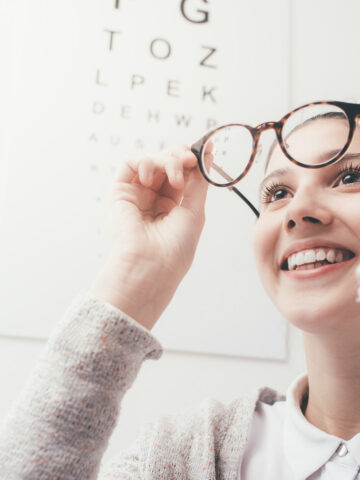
top-left (89, 256), bottom-right (175, 331)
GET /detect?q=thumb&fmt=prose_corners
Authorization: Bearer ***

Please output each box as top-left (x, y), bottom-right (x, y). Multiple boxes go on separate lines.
top-left (181, 165), bottom-right (209, 216)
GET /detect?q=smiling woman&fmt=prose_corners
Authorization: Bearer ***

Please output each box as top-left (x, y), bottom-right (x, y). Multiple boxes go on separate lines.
top-left (2, 103), bottom-right (360, 479)
top-left (248, 109), bottom-right (360, 476)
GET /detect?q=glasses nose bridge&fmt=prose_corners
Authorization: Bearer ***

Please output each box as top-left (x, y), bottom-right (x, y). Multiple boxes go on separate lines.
top-left (253, 121), bottom-right (279, 146)
top-left (255, 120), bottom-right (277, 135)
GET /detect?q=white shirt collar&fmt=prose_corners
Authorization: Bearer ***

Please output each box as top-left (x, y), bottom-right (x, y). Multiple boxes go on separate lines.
top-left (283, 371), bottom-right (344, 479)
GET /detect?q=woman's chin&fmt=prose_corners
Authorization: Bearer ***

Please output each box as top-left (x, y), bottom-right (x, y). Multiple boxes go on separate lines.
top-left (276, 294), bottom-right (360, 334)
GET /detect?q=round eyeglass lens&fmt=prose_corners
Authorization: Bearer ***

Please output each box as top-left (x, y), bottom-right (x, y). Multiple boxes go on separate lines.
top-left (281, 104), bottom-right (350, 166)
top-left (201, 125), bottom-right (253, 186)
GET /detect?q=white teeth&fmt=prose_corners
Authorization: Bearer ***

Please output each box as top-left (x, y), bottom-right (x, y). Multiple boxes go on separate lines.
top-left (335, 251), bottom-right (343, 263)
top-left (288, 256), bottom-right (296, 270)
top-left (326, 249), bottom-right (336, 263)
top-left (304, 250), bottom-right (316, 263)
top-left (295, 251), bottom-right (305, 266)
top-left (297, 261), bottom-right (327, 271)
top-left (286, 247), bottom-right (350, 271)
top-left (316, 249), bottom-right (326, 261)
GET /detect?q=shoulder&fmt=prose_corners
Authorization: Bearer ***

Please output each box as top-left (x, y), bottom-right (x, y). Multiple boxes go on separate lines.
top-left (148, 386), bottom-right (285, 443)
top-left (100, 387), bottom-right (284, 479)
top-left (140, 387), bottom-right (283, 460)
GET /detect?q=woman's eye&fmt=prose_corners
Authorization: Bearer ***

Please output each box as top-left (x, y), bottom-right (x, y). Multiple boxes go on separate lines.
top-left (334, 164), bottom-right (360, 187)
top-left (271, 189), bottom-right (287, 201)
top-left (261, 185), bottom-right (290, 204)
top-left (339, 172), bottom-right (360, 185)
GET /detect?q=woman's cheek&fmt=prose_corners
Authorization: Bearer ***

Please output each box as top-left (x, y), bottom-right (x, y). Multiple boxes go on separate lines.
top-left (252, 215), bottom-right (277, 286)
top-left (341, 199), bottom-right (360, 239)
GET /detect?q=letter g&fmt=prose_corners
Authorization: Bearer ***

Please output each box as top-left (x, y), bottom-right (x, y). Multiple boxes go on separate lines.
top-left (180, 0), bottom-right (209, 24)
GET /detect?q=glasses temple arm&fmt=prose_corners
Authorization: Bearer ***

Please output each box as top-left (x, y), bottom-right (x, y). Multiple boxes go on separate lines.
top-left (228, 186), bottom-right (259, 217)
top-left (210, 163), bottom-right (260, 217)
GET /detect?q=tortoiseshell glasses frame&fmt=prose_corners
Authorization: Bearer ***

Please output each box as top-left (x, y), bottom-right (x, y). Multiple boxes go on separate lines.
top-left (191, 100), bottom-right (360, 218)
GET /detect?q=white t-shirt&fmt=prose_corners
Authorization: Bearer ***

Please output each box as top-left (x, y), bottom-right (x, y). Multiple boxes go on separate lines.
top-left (239, 372), bottom-right (360, 479)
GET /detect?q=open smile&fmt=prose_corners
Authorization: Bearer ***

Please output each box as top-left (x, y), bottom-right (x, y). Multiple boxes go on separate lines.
top-left (279, 239), bottom-right (358, 279)
top-left (281, 254), bottom-right (357, 279)
top-left (281, 247), bottom-right (355, 271)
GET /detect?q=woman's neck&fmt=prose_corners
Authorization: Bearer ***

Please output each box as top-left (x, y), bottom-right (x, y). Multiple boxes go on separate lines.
top-left (303, 330), bottom-right (360, 440)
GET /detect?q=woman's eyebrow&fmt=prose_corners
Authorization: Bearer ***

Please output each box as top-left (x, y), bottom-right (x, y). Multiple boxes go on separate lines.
top-left (259, 152), bottom-right (360, 194)
top-left (325, 150), bottom-right (360, 163)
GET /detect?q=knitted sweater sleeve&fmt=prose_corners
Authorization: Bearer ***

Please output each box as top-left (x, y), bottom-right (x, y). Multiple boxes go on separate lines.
top-left (0, 291), bottom-right (163, 480)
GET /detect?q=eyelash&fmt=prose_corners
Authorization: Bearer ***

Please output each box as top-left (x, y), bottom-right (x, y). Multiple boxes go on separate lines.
top-left (261, 162), bottom-right (360, 204)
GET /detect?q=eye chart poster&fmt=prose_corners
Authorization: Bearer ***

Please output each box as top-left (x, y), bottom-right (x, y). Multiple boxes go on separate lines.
top-left (1, 0), bottom-right (289, 359)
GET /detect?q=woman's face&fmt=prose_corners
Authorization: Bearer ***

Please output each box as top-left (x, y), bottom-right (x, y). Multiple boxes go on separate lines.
top-left (253, 118), bottom-right (360, 333)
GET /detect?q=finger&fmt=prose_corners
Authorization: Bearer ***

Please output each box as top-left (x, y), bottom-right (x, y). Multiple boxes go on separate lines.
top-left (150, 146), bottom-right (194, 192)
top-left (160, 145), bottom-right (197, 189)
top-left (138, 157), bottom-right (155, 187)
top-left (163, 143), bottom-right (192, 160)
top-left (181, 159), bottom-right (210, 215)
top-left (164, 156), bottom-right (185, 190)
top-left (114, 154), bottom-right (168, 192)
top-left (204, 140), bottom-right (214, 155)
top-left (114, 145), bottom-right (196, 194)
top-left (157, 150), bottom-right (198, 203)
top-left (175, 144), bottom-right (198, 169)
top-left (114, 156), bottom-right (140, 183)
top-left (204, 152), bottom-right (214, 172)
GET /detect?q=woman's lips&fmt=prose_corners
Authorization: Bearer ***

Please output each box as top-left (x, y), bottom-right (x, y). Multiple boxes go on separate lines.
top-left (280, 239), bottom-right (356, 269)
top-left (282, 255), bottom-right (357, 279)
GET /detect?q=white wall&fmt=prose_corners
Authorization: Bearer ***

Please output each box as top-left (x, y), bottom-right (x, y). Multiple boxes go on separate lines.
top-left (1, 0), bottom-right (359, 466)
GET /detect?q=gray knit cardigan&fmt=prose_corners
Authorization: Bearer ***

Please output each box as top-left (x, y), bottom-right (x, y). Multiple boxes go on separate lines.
top-left (0, 292), bottom-right (285, 479)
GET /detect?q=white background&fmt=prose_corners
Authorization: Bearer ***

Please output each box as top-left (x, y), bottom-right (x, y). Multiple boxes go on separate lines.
top-left (1, 0), bottom-right (360, 465)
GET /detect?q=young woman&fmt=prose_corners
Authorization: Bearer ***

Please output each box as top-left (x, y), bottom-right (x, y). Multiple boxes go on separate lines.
top-left (1, 101), bottom-right (360, 479)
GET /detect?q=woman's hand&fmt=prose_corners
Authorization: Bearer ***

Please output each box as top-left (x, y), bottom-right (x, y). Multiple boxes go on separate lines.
top-left (90, 144), bottom-right (212, 330)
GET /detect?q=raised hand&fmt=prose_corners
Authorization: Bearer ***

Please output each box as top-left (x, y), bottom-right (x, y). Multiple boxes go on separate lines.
top-left (90, 144), bottom-right (213, 330)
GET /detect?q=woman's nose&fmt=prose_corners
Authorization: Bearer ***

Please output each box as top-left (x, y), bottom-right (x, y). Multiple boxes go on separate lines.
top-left (283, 190), bottom-right (333, 232)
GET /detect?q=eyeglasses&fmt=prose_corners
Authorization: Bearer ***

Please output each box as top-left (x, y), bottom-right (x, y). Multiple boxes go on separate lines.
top-left (191, 100), bottom-right (360, 218)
